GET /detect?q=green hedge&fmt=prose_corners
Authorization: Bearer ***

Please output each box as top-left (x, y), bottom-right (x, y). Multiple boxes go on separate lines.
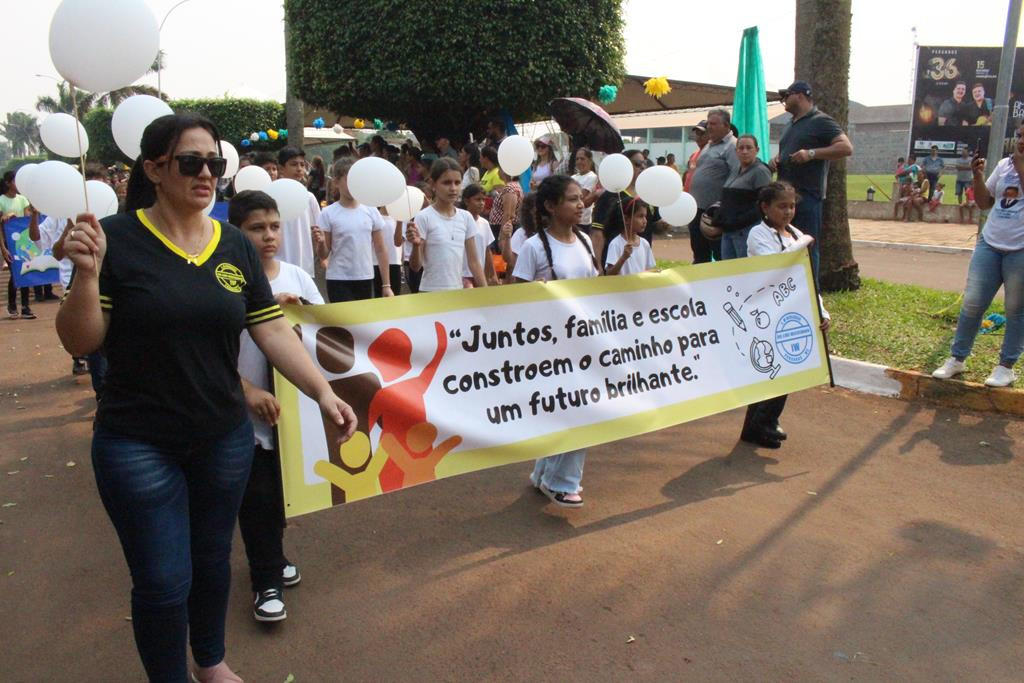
top-left (3, 155), bottom-right (48, 175)
top-left (171, 98), bottom-right (286, 151)
top-left (285, 0), bottom-right (625, 141)
top-left (82, 108), bottom-right (124, 165)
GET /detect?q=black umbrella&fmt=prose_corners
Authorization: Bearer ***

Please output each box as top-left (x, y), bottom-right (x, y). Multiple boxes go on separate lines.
top-left (548, 97), bottom-right (625, 154)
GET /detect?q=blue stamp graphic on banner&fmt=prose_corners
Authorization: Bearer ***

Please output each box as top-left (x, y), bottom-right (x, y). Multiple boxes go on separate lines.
top-left (774, 312), bottom-right (814, 364)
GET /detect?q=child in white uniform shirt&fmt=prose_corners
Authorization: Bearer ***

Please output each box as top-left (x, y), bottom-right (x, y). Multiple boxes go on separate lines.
top-left (603, 196), bottom-right (657, 275)
top-left (231, 191), bottom-right (324, 623)
top-left (460, 184), bottom-right (497, 287)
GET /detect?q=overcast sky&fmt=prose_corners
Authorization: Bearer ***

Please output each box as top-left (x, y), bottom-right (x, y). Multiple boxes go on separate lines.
top-left (3, 0), bottom-right (1020, 120)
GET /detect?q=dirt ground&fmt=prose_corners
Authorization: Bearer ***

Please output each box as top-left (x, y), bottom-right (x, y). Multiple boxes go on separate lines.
top-left (2, 282), bottom-right (1022, 682)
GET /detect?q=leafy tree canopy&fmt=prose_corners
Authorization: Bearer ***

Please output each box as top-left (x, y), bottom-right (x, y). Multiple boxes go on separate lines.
top-left (285, 0), bottom-right (625, 141)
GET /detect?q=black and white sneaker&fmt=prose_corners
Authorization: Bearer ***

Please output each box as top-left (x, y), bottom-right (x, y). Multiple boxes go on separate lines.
top-left (253, 588), bottom-right (287, 622)
top-left (282, 563), bottom-right (301, 587)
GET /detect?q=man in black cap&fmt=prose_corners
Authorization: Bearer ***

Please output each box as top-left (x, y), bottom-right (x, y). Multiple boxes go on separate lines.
top-left (770, 80), bottom-right (853, 282)
top-left (276, 145), bottom-right (322, 276)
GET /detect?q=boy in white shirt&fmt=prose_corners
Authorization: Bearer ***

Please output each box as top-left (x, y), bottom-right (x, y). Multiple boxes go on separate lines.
top-left (230, 190), bottom-right (324, 623)
top-left (275, 146), bottom-right (320, 276)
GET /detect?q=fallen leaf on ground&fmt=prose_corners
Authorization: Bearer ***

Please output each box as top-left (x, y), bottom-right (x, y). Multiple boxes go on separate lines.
top-left (19, 457), bottom-right (27, 461)
top-left (626, 636), bottom-right (636, 644)
top-left (44, 474), bottom-right (54, 478)
top-left (283, 675), bottom-right (295, 683)
top-left (7, 471), bottom-right (19, 476)
top-left (979, 441), bottom-right (990, 447)
top-left (806, 490), bottom-right (818, 495)
top-left (716, 539), bottom-right (724, 545)
top-left (7, 571), bottom-right (13, 577)
top-left (66, 461), bottom-right (76, 467)
top-left (2, 503), bottom-right (15, 508)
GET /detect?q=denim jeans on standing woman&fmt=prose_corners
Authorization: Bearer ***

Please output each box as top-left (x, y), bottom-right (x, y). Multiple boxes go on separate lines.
top-left (91, 420), bottom-right (255, 682)
top-left (950, 237), bottom-right (1024, 367)
top-left (531, 450), bottom-right (586, 495)
top-left (720, 227), bottom-right (753, 261)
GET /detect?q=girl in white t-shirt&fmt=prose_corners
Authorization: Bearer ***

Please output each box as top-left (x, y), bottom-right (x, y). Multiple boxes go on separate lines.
top-left (512, 175), bottom-right (599, 509)
top-left (604, 196), bottom-right (657, 275)
top-left (743, 182), bottom-right (831, 449)
top-left (319, 158), bottom-right (395, 302)
top-left (460, 184), bottom-right (498, 287)
top-left (571, 146), bottom-right (599, 231)
top-left (407, 158), bottom-right (488, 292)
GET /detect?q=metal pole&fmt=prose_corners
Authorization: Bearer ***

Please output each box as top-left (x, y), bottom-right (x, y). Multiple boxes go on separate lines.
top-left (985, 0), bottom-right (1023, 166)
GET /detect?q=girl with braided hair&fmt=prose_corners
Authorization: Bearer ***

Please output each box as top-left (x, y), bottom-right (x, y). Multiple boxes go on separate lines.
top-left (511, 175), bottom-right (598, 508)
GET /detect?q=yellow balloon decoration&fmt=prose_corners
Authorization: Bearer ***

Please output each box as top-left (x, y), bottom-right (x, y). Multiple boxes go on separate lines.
top-left (267, 129), bottom-right (279, 140)
top-left (644, 76), bottom-right (672, 99)
top-left (354, 118), bottom-right (366, 129)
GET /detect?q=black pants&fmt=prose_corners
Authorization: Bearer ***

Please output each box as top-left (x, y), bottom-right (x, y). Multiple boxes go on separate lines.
top-left (926, 172), bottom-right (939, 200)
top-left (743, 395), bottom-right (788, 435)
top-left (373, 264), bottom-right (402, 297)
top-left (326, 278), bottom-right (374, 303)
top-left (7, 277), bottom-right (30, 313)
top-left (688, 209), bottom-right (721, 264)
top-left (238, 445), bottom-right (286, 593)
top-left (403, 262), bottom-right (422, 294)
top-left (33, 284), bottom-right (53, 301)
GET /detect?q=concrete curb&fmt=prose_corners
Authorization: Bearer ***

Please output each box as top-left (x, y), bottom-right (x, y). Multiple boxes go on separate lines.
top-left (831, 356), bottom-right (1024, 416)
top-left (852, 239), bottom-right (974, 255)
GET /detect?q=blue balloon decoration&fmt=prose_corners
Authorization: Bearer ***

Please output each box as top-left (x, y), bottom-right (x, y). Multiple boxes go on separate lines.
top-left (313, 117), bottom-right (325, 129)
top-left (258, 131), bottom-right (268, 141)
top-left (240, 139), bottom-right (251, 147)
top-left (598, 84), bottom-right (618, 104)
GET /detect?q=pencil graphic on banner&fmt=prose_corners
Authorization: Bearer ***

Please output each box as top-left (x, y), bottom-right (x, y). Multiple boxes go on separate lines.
top-left (723, 302), bottom-right (746, 331)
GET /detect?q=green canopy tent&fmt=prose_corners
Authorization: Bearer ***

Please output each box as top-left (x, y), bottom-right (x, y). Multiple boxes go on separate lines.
top-left (733, 26), bottom-right (770, 162)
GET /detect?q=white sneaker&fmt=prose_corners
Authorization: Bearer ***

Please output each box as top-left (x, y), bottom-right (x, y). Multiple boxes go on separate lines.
top-left (984, 365), bottom-right (1016, 387)
top-left (932, 358), bottom-right (966, 379)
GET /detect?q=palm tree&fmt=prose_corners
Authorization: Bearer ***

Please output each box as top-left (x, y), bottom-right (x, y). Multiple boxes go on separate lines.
top-left (795, 0), bottom-right (860, 291)
top-left (0, 112), bottom-right (41, 158)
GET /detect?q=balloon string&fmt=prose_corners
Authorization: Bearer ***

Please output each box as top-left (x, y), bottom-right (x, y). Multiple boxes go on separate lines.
top-left (70, 85), bottom-right (96, 271)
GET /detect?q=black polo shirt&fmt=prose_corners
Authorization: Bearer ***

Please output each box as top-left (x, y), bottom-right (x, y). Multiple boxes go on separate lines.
top-left (777, 107), bottom-right (844, 199)
top-left (93, 209), bottom-right (282, 442)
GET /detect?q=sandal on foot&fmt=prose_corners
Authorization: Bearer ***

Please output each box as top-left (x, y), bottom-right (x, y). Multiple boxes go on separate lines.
top-left (540, 483), bottom-right (583, 508)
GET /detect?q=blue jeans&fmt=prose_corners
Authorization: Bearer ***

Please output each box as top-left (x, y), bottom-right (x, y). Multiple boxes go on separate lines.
top-left (950, 237), bottom-right (1024, 367)
top-left (792, 193), bottom-right (822, 283)
top-left (720, 227), bottom-right (752, 260)
top-left (87, 350), bottom-right (107, 398)
top-left (92, 420), bottom-right (255, 682)
top-left (531, 450), bottom-right (586, 494)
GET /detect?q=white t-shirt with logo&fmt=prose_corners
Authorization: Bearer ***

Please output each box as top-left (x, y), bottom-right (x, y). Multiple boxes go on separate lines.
top-left (462, 215), bottom-right (492, 278)
top-left (321, 202), bottom-right (386, 280)
top-left (372, 215), bottom-right (403, 267)
top-left (982, 157), bottom-right (1024, 251)
top-left (238, 261), bottom-right (324, 449)
top-left (36, 215), bottom-right (74, 288)
top-left (605, 234), bottom-right (656, 275)
top-left (415, 205), bottom-right (476, 291)
top-left (276, 191), bottom-right (320, 277)
top-left (512, 231), bottom-right (598, 282)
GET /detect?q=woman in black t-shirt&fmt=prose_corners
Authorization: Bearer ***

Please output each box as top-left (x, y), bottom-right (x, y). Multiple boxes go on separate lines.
top-left (56, 114), bottom-right (356, 683)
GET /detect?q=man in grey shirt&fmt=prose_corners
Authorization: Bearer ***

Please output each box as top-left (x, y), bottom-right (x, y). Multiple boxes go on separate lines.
top-left (921, 146), bottom-right (946, 201)
top-left (687, 108), bottom-right (739, 263)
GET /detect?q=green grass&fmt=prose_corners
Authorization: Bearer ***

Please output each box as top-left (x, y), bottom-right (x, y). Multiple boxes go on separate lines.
top-left (847, 173), bottom-right (962, 205)
top-left (823, 278), bottom-right (1005, 383)
top-left (652, 264), bottom-right (1007, 384)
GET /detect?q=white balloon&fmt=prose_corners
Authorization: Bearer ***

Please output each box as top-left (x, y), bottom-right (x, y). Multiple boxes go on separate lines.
top-left (112, 95), bottom-right (174, 160)
top-left (332, 123), bottom-right (343, 134)
top-left (85, 180), bottom-right (118, 219)
top-left (635, 165), bottom-right (682, 207)
top-left (219, 140), bottom-right (240, 179)
top-left (265, 179), bottom-right (309, 222)
top-left (48, 0), bottom-right (159, 94)
top-left (39, 113), bottom-right (89, 158)
top-left (659, 192), bottom-right (698, 227)
top-left (598, 154), bottom-right (634, 193)
top-left (14, 164), bottom-right (40, 204)
top-left (30, 161), bottom-right (86, 218)
top-left (497, 135), bottom-right (534, 177)
top-left (233, 165), bottom-right (273, 193)
top-left (249, 133), bottom-right (260, 142)
top-left (347, 157), bottom-right (406, 207)
top-left (385, 186), bottom-right (426, 223)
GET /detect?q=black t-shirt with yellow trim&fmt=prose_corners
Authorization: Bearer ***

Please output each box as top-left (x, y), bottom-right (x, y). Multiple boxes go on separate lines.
top-left (93, 209), bottom-right (282, 442)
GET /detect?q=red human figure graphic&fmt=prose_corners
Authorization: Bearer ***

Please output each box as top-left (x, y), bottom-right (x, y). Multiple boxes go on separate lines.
top-left (368, 322), bottom-right (448, 491)
top-left (378, 422), bottom-right (462, 488)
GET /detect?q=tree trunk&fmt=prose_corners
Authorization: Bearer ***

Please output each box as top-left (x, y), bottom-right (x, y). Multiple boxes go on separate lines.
top-left (283, 11), bottom-right (304, 150)
top-left (795, 0), bottom-right (860, 291)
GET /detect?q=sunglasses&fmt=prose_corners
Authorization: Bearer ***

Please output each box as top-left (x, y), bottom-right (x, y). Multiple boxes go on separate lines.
top-left (174, 154), bottom-right (228, 177)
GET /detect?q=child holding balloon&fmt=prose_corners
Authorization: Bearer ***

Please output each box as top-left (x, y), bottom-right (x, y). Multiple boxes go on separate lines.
top-left (406, 158), bottom-right (488, 291)
top-left (603, 196), bottom-right (657, 275)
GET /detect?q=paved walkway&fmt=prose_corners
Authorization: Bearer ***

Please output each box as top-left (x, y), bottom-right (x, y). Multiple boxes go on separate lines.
top-left (849, 218), bottom-right (978, 249)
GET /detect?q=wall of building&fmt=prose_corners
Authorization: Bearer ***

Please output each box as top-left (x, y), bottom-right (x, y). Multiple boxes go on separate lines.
top-left (848, 121), bottom-right (910, 175)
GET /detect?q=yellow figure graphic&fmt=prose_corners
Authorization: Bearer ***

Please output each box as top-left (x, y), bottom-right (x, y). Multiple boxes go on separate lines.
top-left (313, 432), bottom-right (388, 502)
top-left (379, 423), bottom-right (461, 488)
